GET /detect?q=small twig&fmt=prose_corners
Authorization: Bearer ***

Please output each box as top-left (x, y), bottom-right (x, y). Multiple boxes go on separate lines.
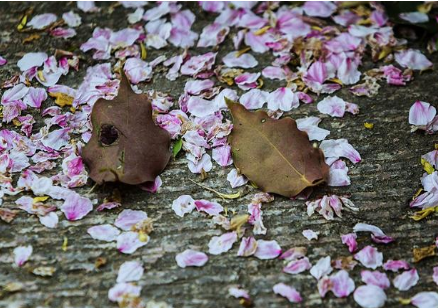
top-left (188, 179), bottom-right (241, 200)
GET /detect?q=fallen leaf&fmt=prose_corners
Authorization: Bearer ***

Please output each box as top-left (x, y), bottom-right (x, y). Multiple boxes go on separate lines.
top-left (226, 99), bottom-right (329, 197)
top-left (82, 72), bottom-right (171, 185)
top-left (0, 208), bottom-right (17, 223)
top-left (49, 92), bottom-right (74, 107)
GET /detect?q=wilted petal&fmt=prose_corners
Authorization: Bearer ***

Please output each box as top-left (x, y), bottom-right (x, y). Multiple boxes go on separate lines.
top-left (41, 128), bottom-right (70, 150)
top-left (382, 259), bottom-right (410, 272)
top-left (194, 199), bottom-right (223, 216)
top-left (117, 231), bottom-right (148, 254)
top-left (353, 223), bottom-right (394, 244)
top-left (208, 231), bottom-right (238, 255)
top-left (395, 49), bottom-right (432, 71)
top-left (115, 209), bottom-right (148, 231)
top-left (61, 193), bottom-right (93, 221)
top-left (222, 51), bottom-right (258, 68)
top-left (409, 101), bottom-right (436, 126)
top-left (331, 270), bottom-right (355, 297)
top-left (124, 58), bottom-right (152, 84)
top-left (88, 224), bottom-right (121, 242)
top-left (354, 246), bottom-right (383, 269)
top-left (117, 260), bottom-right (144, 282)
top-left (237, 237), bottom-right (258, 257)
top-left (341, 233), bottom-right (358, 253)
top-left (320, 139), bottom-right (361, 165)
top-left (354, 285), bottom-right (386, 308)
top-left (108, 282), bottom-right (141, 303)
top-left (13, 245), bottom-right (33, 267)
top-left (310, 256), bottom-right (333, 280)
top-left (181, 52), bottom-right (216, 76)
top-left (283, 257), bottom-right (312, 274)
top-left (393, 269), bottom-right (419, 291)
top-left (361, 270), bottom-right (390, 289)
top-left (172, 195), bottom-right (196, 217)
top-left (175, 249), bottom-right (208, 268)
top-left (317, 96), bottom-right (347, 117)
top-left (197, 23), bottom-right (229, 47)
top-left (254, 240), bottom-right (281, 260)
top-left (273, 283), bottom-right (302, 303)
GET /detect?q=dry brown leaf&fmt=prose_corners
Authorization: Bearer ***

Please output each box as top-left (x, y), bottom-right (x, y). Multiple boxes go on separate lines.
top-left (413, 245), bottom-right (436, 263)
top-left (226, 99), bottom-right (329, 197)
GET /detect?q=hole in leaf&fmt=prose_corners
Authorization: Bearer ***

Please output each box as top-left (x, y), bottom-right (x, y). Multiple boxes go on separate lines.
top-left (99, 124), bottom-right (119, 146)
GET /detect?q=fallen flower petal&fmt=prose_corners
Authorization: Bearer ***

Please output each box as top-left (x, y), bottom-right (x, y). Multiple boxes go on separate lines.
top-left (331, 270), bottom-right (355, 298)
top-left (302, 229), bottom-right (319, 241)
top-left (117, 260), bottom-right (144, 283)
top-left (88, 224), bottom-right (121, 242)
top-left (354, 246), bottom-right (383, 269)
top-left (393, 268), bottom-right (419, 291)
top-left (237, 237), bottom-right (258, 257)
top-left (108, 282), bottom-right (141, 303)
top-left (382, 259), bottom-right (410, 272)
top-left (61, 193), bottom-right (93, 221)
top-left (361, 270), bottom-right (390, 289)
top-left (353, 223), bottom-right (394, 244)
top-left (117, 231), bottom-right (149, 254)
top-left (208, 232), bottom-right (237, 255)
top-left (194, 199), bottom-right (223, 216)
top-left (228, 286), bottom-right (250, 299)
top-left (13, 245), bottom-right (32, 267)
top-left (354, 285), bottom-right (386, 308)
top-left (175, 249), bottom-right (208, 268)
top-left (273, 283), bottom-right (302, 303)
top-left (411, 292), bottom-right (438, 308)
top-left (254, 240), bottom-right (281, 260)
top-left (172, 195), bottom-right (196, 217)
top-left (283, 257), bottom-right (312, 275)
top-left (310, 256), bottom-right (333, 280)
top-left (115, 209), bottom-right (148, 231)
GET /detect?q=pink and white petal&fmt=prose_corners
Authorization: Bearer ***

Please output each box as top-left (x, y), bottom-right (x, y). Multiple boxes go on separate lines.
top-left (353, 223), bottom-right (394, 244)
top-left (88, 224), bottom-right (121, 242)
top-left (341, 233), bottom-right (358, 253)
top-left (254, 240), bottom-right (281, 260)
top-left (273, 283), bottom-right (302, 303)
top-left (194, 199), bottom-right (223, 216)
top-left (393, 269), bottom-right (419, 291)
top-left (39, 212), bottom-right (58, 228)
top-left (361, 270), bottom-right (390, 289)
top-left (184, 79), bottom-right (215, 95)
top-left (17, 52), bottom-right (48, 71)
top-left (187, 153), bottom-right (213, 174)
top-left (237, 237), bottom-right (258, 257)
top-left (139, 176), bottom-right (162, 193)
top-left (399, 12), bottom-right (429, 24)
top-left (354, 246), bottom-right (383, 269)
top-left (27, 13), bottom-right (57, 29)
top-left (310, 256), bottom-right (333, 280)
top-left (228, 286), bottom-right (250, 299)
top-left (117, 231), bottom-right (149, 254)
top-left (172, 195), bottom-right (196, 217)
top-left (433, 267), bottom-right (438, 286)
top-left (61, 193), bottom-right (93, 221)
top-left (267, 87), bottom-right (299, 112)
top-left (23, 87), bottom-right (47, 108)
top-left (283, 257), bottom-right (312, 275)
top-left (41, 128), bottom-right (70, 150)
top-left (395, 49), bottom-right (433, 71)
top-left (302, 229), bottom-right (319, 241)
top-left (331, 270), bottom-right (356, 298)
top-left (239, 89), bottom-right (268, 109)
top-left (212, 145), bottom-right (232, 167)
top-left (227, 168), bottom-right (248, 188)
top-left (208, 231), bottom-right (238, 255)
top-left (328, 160), bottom-right (350, 186)
top-left (338, 58), bottom-right (361, 85)
top-left (108, 282), bottom-right (141, 303)
top-left (279, 247), bottom-right (307, 261)
top-left (320, 139), bottom-right (361, 165)
top-left (354, 285), bottom-right (387, 308)
top-left (63, 11), bottom-right (82, 27)
top-left (124, 58), bottom-right (152, 84)
top-left (175, 249), bottom-right (208, 268)
top-left (117, 260), bottom-right (144, 283)
top-left (303, 1), bottom-right (337, 17)
top-left (222, 51), bottom-right (258, 68)
top-left (13, 245), bottom-right (33, 267)
top-left (0, 55), bottom-right (7, 66)
top-left (115, 209), bottom-right (148, 231)
top-left (317, 96), bottom-right (347, 117)
top-left (411, 292), bottom-right (438, 308)
top-left (187, 96), bottom-right (219, 118)
top-left (382, 259), bottom-right (410, 272)
top-left (296, 116), bottom-right (330, 141)
top-left (409, 101), bottom-right (436, 126)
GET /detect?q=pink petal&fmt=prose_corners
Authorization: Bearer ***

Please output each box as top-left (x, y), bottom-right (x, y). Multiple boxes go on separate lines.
top-left (409, 101), bottom-right (436, 126)
top-left (393, 269), bottom-right (419, 291)
top-left (187, 153), bottom-right (213, 174)
top-left (341, 233), bottom-right (358, 253)
top-left (194, 199), bottom-right (223, 216)
top-left (117, 231), bottom-right (148, 254)
top-left (235, 72), bottom-right (260, 90)
top-left (108, 282), bottom-right (141, 303)
top-left (117, 260), bottom-right (144, 283)
top-left (399, 12), bottom-right (429, 24)
top-left (354, 246), bottom-right (383, 269)
top-left (62, 11), bottom-right (82, 27)
top-left (124, 58), bottom-right (152, 84)
top-left (273, 283), bottom-right (302, 303)
top-left (353, 223), bottom-right (394, 244)
top-left (39, 212), bottom-right (58, 228)
top-left (115, 209), bottom-right (148, 231)
top-left (13, 245), bottom-right (33, 267)
top-left (302, 229), bottom-right (319, 241)
top-left (228, 286), bottom-right (250, 299)
top-left (212, 145), bottom-right (232, 167)
top-left (175, 249), bottom-right (208, 268)
top-left (139, 176), bottom-right (162, 193)
top-left (354, 285), bottom-right (387, 308)
top-left (382, 259), bottom-right (410, 272)
top-left (411, 292), bottom-right (438, 308)
top-left (187, 96), bottom-right (219, 118)
top-left (222, 51), bottom-right (258, 68)
top-left (184, 79), bottom-right (215, 95)
top-left (239, 89), bottom-right (268, 109)
top-left (331, 270), bottom-right (356, 297)
top-left (395, 49), bottom-right (433, 71)
top-left (310, 256), bottom-right (333, 280)
top-left (172, 195), bottom-right (196, 217)
top-left (23, 87), bottom-right (47, 108)
top-left (61, 193), bottom-right (93, 221)
top-left (283, 257), bottom-right (312, 274)
top-left (27, 13), bottom-right (57, 29)
top-left (361, 270), bottom-right (390, 289)
top-left (51, 27), bottom-right (77, 39)
top-left (237, 237), bottom-right (258, 257)
top-left (317, 96), bottom-right (347, 117)
top-left (197, 23), bottom-right (229, 47)
top-left (279, 247), bottom-right (307, 261)
top-left (208, 231), bottom-right (238, 255)
top-left (267, 87), bottom-right (299, 111)
top-left (296, 116), bottom-right (330, 141)
top-left (41, 128), bottom-right (70, 150)
top-left (320, 139), bottom-right (361, 165)
top-left (180, 52), bottom-right (216, 77)
top-left (227, 168), bottom-right (248, 188)
top-left (337, 57), bottom-right (361, 85)
top-left (328, 159), bottom-right (351, 186)
top-left (303, 1), bottom-right (337, 17)
top-left (433, 267), bottom-right (438, 286)
top-left (88, 224), bottom-right (121, 242)
top-left (254, 240), bottom-right (281, 260)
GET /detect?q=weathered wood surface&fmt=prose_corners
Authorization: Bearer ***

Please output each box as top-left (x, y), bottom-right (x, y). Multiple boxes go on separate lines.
top-left (0, 2), bottom-right (438, 308)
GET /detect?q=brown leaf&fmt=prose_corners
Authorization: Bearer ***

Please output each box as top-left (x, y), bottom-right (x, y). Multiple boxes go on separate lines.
top-left (226, 99), bottom-right (329, 197)
top-left (413, 245), bottom-right (436, 263)
top-left (0, 208), bottom-right (17, 223)
top-left (82, 73), bottom-right (171, 185)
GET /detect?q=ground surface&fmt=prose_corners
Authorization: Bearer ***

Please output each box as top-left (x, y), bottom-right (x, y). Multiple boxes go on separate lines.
top-left (0, 2), bottom-right (437, 308)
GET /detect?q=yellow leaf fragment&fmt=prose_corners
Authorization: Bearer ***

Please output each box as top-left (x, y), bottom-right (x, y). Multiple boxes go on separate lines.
top-left (398, 298), bottom-right (412, 305)
top-left (62, 237), bottom-right (68, 251)
top-left (421, 158), bottom-right (435, 174)
top-left (140, 43), bottom-right (147, 60)
top-left (230, 214), bottom-right (249, 232)
top-left (254, 26), bottom-right (270, 35)
top-left (412, 188), bottom-right (423, 200)
top-left (95, 257), bottom-right (107, 269)
top-left (23, 34), bottom-right (40, 44)
top-left (364, 122), bottom-right (374, 129)
top-left (413, 245), bottom-right (436, 263)
top-left (236, 47), bottom-right (251, 58)
top-left (33, 196), bottom-right (49, 204)
top-left (378, 47), bottom-right (392, 60)
top-left (12, 119), bottom-right (22, 127)
top-left (418, 2), bottom-right (433, 13)
top-left (49, 92), bottom-right (74, 107)
top-left (17, 15), bottom-right (28, 31)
